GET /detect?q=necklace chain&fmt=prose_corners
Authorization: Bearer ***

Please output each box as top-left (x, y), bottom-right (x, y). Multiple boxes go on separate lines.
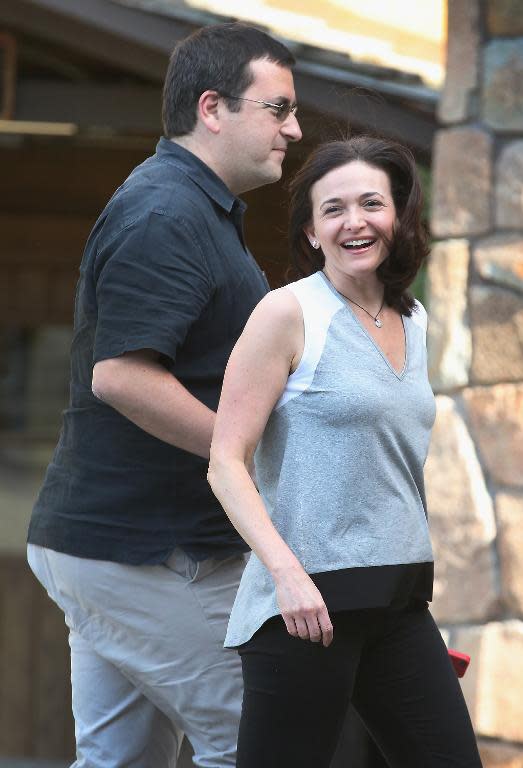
top-left (321, 270), bottom-right (385, 327)
top-left (346, 296), bottom-right (385, 328)
top-left (337, 289), bottom-right (385, 328)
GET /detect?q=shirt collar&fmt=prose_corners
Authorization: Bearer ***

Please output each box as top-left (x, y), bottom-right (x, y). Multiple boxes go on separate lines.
top-left (155, 137), bottom-right (246, 216)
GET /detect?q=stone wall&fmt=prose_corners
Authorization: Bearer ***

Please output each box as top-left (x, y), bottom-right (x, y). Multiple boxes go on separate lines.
top-left (427, 2), bottom-right (523, 765)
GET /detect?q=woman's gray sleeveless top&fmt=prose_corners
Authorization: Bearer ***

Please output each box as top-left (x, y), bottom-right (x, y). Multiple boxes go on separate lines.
top-left (225, 271), bottom-right (436, 647)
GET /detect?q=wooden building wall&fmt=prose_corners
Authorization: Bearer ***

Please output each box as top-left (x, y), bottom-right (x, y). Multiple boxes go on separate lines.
top-left (0, 141), bottom-right (154, 326)
top-left (0, 556), bottom-right (74, 759)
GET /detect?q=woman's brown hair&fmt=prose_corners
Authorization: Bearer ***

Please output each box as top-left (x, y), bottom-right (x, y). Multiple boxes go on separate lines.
top-left (288, 136), bottom-right (429, 315)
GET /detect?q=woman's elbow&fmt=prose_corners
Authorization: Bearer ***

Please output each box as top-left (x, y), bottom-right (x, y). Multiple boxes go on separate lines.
top-left (207, 445), bottom-right (242, 494)
top-left (207, 448), bottom-right (225, 493)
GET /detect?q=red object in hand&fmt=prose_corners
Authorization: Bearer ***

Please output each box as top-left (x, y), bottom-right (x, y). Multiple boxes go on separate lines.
top-left (448, 648), bottom-right (470, 678)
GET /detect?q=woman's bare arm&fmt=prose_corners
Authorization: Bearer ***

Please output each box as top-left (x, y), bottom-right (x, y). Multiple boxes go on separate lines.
top-left (208, 288), bottom-right (333, 646)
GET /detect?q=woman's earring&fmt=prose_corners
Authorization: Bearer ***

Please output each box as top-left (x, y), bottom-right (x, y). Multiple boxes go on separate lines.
top-left (311, 239), bottom-right (319, 249)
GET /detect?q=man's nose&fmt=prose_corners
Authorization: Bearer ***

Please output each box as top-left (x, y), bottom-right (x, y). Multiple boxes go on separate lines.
top-left (282, 113), bottom-right (302, 142)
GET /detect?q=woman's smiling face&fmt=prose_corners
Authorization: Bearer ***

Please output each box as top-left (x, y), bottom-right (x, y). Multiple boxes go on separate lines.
top-left (305, 160), bottom-right (397, 282)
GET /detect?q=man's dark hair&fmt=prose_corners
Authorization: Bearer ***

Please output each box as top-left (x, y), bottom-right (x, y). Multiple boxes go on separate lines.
top-left (288, 135), bottom-right (430, 316)
top-left (162, 22), bottom-right (295, 138)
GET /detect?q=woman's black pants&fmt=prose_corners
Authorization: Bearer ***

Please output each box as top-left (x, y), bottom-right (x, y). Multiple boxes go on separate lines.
top-left (237, 604), bottom-right (483, 768)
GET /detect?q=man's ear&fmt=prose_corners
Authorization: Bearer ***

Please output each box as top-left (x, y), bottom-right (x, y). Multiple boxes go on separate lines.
top-left (197, 90), bottom-right (221, 135)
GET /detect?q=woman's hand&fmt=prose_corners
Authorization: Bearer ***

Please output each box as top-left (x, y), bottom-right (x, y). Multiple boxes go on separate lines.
top-left (274, 564), bottom-right (333, 647)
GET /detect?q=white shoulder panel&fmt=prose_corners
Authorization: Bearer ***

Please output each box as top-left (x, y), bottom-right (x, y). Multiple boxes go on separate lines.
top-left (275, 272), bottom-right (343, 409)
top-left (410, 299), bottom-right (428, 345)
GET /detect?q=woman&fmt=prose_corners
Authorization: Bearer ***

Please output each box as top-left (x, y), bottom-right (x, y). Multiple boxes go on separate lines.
top-left (208, 136), bottom-right (482, 768)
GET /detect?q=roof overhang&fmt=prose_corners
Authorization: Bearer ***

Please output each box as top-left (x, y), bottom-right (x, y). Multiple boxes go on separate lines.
top-left (0, 0), bottom-right (438, 153)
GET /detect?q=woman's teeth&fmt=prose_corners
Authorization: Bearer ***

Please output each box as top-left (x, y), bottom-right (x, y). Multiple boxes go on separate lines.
top-left (341, 239), bottom-right (376, 250)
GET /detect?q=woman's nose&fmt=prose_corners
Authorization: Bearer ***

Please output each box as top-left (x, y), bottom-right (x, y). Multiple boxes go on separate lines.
top-left (343, 210), bottom-right (364, 230)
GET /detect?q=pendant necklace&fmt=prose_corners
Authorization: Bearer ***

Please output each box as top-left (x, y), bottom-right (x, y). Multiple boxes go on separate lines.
top-left (347, 296), bottom-right (385, 328)
top-left (337, 289), bottom-right (385, 328)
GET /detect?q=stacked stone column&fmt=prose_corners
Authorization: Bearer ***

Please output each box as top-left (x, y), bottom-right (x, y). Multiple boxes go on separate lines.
top-left (426, 1), bottom-right (523, 764)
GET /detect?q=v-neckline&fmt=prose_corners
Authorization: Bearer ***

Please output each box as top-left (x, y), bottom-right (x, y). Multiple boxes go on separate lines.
top-left (318, 271), bottom-right (408, 380)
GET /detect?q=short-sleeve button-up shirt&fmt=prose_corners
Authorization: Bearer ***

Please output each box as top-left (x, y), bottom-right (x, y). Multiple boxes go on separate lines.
top-left (29, 138), bottom-right (269, 563)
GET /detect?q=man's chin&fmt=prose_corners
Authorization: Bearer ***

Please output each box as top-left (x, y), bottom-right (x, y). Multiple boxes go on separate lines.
top-left (244, 166), bottom-right (282, 192)
top-left (235, 159), bottom-right (284, 193)
top-left (263, 161), bottom-right (284, 184)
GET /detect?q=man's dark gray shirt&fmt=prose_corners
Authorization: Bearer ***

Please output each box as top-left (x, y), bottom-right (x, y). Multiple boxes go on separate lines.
top-left (28, 138), bottom-right (269, 563)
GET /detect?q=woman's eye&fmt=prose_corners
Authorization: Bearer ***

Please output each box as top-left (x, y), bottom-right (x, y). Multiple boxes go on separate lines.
top-left (323, 206), bottom-right (341, 215)
top-left (364, 199), bottom-right (383, 209)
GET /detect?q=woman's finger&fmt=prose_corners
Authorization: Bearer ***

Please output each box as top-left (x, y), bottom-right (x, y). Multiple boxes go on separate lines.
top-left (305, 613), bottom-right (322, 643)
top-left (318, 606), bottom-right (334, 647)
top-left (293, 616), bottom-right (310, 641)
top-left (283, 614), bottom-right (299, 637)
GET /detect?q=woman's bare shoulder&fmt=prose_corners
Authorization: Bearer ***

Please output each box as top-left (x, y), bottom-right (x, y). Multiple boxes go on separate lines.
top-left (235, 286), bottom-right (304, 364)
top-left (250, 286), bottom-right (302, 327)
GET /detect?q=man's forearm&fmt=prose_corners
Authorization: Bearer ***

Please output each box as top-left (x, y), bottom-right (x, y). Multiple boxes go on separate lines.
top-left (92, 352), bottom-right (215, 458)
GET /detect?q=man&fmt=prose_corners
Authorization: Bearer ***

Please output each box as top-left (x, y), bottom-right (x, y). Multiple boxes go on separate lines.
top-left (27, 22), bottom-right (301, 768)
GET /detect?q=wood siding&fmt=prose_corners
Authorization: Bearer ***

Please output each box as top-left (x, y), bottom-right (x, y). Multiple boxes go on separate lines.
top-left (0, 554), bottom-right (74, 760)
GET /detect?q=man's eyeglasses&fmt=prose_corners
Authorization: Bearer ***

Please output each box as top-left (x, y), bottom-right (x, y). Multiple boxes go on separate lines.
top-left (220, 94), bottom-right (298, 122)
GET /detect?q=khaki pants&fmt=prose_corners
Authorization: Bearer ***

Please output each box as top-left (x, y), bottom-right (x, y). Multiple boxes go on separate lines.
top-left (27, 543), bottom-right (246, 768)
